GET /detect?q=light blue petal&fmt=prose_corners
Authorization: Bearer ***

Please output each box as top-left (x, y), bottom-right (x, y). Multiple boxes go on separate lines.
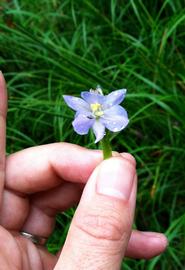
top-left (81, 91), bottom-right (105, 105)
top-left (101, 105), bottom-right (129, 132)
top-left (103, 89), bottom-right (127, 109)
top-left (75, 110), bottom-right (93, 118)
top-left (63, 95), bottom-right (89, 112)
top-left (92, 120), bottom-right (105, 143)
top-left (72, 114), bottom-right (95, 135)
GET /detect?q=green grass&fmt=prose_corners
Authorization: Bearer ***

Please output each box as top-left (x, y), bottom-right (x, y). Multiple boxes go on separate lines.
top-left (1, 0), bottom-right (185, 269)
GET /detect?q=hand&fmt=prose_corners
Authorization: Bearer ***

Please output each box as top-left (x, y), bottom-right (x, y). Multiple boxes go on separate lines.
top-left (0, 72), bottom-right (167, 269)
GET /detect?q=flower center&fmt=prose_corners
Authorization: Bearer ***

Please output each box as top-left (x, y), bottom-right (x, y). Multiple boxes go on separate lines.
top-left (90, 103), bottom-right (104, 117)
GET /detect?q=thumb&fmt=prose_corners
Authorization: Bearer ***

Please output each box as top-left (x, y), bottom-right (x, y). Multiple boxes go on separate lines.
top-left (55, 155), bottom-right (137, 270)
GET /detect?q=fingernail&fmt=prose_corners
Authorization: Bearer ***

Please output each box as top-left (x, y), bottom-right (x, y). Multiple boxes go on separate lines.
top-left (140, 231), bottom-right (162, 237)
top-left (97, 157), bottom-right (135, 200)
top-left (120, 153), bottom-right (136, 166)
top-left (140, 232), bottom-right (169, 246)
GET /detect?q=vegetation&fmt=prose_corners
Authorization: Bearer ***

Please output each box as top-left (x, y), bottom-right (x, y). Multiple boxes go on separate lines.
top-left (0, 0), bottom-right (185, 269)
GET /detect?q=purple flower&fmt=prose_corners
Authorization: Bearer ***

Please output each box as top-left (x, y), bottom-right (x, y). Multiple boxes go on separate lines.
top-left (63, 86), bottom-right (129, 143)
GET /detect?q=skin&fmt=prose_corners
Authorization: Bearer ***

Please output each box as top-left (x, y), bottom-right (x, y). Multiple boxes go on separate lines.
top-left (0, 72), bottom-right (168, 269)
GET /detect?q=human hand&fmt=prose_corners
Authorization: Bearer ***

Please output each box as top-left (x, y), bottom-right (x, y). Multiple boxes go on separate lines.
top-left (0, 72), bottom-right (167, 269)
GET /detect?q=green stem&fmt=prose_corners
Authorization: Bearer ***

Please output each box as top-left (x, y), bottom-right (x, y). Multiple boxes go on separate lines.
top-left (101, 133), bottom-right (112, 159)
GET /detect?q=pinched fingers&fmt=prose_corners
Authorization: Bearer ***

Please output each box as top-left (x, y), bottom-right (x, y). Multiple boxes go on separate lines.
top-left (4, 144), bottom-right (168, 261)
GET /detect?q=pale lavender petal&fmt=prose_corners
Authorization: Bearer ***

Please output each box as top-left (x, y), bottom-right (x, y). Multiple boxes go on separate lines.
top-left (103, 89), bottom-right (127, 109)
top-left (81, 91), bottom-right (105, 105)
top-left (63, 95), bottom-right (89, 112)
top-left (92, 120), bottom-right (105, 143)
top-left (101, 105), bottom-right (129, 132)
top-left (72, 114), bottom-right (95, 135)
top-left (75, 110), bottom-right (93, 118)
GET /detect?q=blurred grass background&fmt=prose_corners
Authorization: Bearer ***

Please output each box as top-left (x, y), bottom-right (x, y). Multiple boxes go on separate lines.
top-left (0, 0), bottom-right (185, 269)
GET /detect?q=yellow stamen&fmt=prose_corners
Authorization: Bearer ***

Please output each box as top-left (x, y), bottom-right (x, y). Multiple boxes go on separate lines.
top-left (90, 103), bottom-right (104, 117)
top-left (90, 103), bottom-right (101, 111)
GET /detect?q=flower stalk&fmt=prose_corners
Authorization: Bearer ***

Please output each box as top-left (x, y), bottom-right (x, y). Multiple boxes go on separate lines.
top-left (101, 132), bottom-right (112, 159)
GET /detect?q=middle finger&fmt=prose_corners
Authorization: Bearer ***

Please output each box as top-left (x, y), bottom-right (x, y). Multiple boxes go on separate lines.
top-left (0, 182), bottom-right (83, 233)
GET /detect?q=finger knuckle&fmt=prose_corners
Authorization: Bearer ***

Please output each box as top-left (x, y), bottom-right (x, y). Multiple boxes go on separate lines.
top-left (75, 207), bottom-right (127, 242)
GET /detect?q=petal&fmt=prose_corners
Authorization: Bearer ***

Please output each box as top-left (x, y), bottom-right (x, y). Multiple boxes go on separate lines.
top-left (75, 110), bottom-right (93, 118)
top-left (101, 105), bottom-right (129, 132)
top-left (92, 120), bottom-right (105, 143)
top-left (103, 89), bottom-right (127, 109)
top-left (63, 95), bottom-right (89, 112)
top-left (72, 114), bottom-right (95, 135)
top-left (81, 91), bottom-right (105, 105)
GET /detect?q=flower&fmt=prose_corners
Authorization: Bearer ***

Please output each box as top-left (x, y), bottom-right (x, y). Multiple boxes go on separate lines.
top-left (63, 86), bottom-right (129, 143)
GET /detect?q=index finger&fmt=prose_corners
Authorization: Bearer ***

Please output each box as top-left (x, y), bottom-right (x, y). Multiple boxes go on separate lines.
top-left (6, 143), bottom-right (102, 193)
top-left (0, 72), bottom-right (7, 201)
